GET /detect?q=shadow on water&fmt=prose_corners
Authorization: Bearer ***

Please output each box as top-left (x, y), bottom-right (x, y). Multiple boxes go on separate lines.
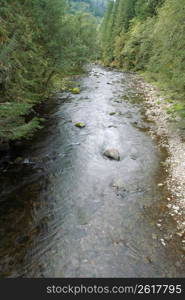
top-left (0, 65), bottom-right (184, 277)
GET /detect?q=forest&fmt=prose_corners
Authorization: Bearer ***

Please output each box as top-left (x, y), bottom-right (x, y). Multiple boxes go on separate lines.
top-left (100, 0), bottom-right (185, 117)
top-left (0, 0), bottom-right (185, 141)
top-left (70, 0), bottom-right (108, 17)
top-left (0, 0), bottom-right (100, 141)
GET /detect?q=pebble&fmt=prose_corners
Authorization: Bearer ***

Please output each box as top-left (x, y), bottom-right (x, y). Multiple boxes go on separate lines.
top-left (164, 235), bottom-right (172, 241)
top-left (156, 223), bottom-right (162, 228)
top-left (160, 239), bottom-right (166, 247)
top-left (176, 232), bottom-right (183, 237)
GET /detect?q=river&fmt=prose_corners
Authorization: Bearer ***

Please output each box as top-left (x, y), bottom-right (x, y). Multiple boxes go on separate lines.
top-left (0, 65), bottom-right (184, 277)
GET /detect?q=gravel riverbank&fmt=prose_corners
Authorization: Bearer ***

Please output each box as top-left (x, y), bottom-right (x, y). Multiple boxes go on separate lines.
top-left (137, 78), bottom-right (185, 251)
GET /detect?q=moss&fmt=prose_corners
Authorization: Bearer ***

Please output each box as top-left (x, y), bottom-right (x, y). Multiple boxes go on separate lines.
top-left (70, 87), bottom-right (81, 94)
top-left (75, 122), bottom-right (86, 128)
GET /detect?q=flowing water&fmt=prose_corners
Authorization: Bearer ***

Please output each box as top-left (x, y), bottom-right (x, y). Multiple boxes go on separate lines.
top-left (0, 65), bottom-right (184, 277)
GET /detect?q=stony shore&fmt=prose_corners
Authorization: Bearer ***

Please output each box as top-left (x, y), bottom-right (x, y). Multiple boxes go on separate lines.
top-left (137, 78), bottom-right (185, 249)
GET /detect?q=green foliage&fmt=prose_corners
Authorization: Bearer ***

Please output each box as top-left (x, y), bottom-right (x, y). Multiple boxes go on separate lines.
top-left (0, 0), bottom-right (98, 141)
top-left (0, 103), bottom-right (43, 140)
top-left (135, 0), bottom-right (164, 19)
top-left (148, 0), bottom-right (185, 94)
top-left (70, 0), bottom-right (109, 17)
top-left (100, 0), bottom-right (185, 118)
top-left (121, 17), bottom-right (155, 70)
top-left (100, 0), bottom-right (139, 65)
top-left (0, 103), bottom-right (33, 118)
top-left (0, 117), bottom-right (43, 140)
top-left (122, 0), bottom-right (137, 31)
top-left (100, 1), bottom-right (115, 64)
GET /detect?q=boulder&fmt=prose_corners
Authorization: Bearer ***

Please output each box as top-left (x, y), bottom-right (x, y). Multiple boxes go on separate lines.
top-left (103, 148), bottom-right (120, 161)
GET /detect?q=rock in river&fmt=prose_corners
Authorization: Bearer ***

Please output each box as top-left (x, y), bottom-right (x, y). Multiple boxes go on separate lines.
top-left (71, 87), bottom-right (80, 94)
top-left (75, 122), bottom-right (86, 128)
top-left (103, 148), bottom-right (120, 161)
top-left (14, 157), bottom-right (24, 164)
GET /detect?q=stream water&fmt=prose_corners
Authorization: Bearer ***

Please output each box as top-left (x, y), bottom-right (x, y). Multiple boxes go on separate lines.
top-left (0, 65), bottom-right (184, 277)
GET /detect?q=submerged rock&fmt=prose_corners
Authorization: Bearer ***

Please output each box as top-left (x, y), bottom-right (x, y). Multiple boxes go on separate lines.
top-left (114, 100), bottom-right (122, 103)
top-left (130, 149), bottom-right (138, 160)
top-left (75, 122), bottom-right (86, 128)
top-left (14, 157), bottom-right (24, 164)
top-left (109, 112), bottom-right (116, 116)
top-left (103, 148), bottom-right (120, 161)
top-left (130, 154), bottom-right (137, 160)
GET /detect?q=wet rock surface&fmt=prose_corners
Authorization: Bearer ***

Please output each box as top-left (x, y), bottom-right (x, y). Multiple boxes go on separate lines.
top-left (103, 149), bottom-right (120, 161)
top-left (0, 65), bottom-right (184, 278)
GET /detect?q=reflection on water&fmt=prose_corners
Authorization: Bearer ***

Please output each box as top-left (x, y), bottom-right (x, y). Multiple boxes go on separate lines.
top-left (0, 65), bottom-right (184, 277)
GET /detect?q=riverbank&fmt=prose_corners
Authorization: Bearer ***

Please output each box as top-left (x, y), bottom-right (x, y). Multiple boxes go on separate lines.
top-left (136, 77), bottom-right (185, 252)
